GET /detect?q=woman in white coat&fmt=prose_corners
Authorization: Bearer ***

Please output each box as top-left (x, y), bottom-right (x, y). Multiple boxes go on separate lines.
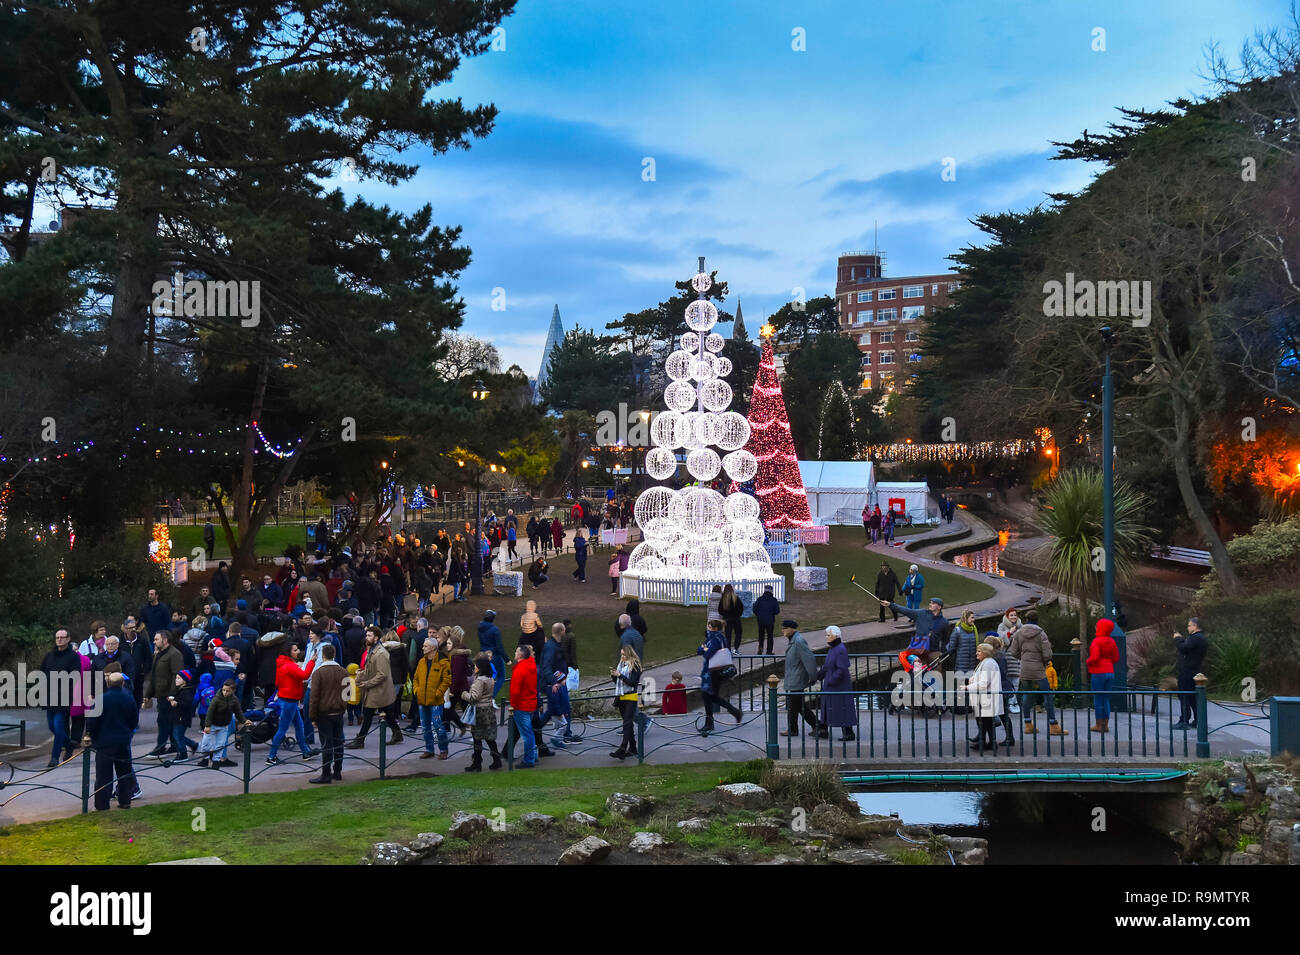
top-left (964, 643), bottom-right (1004, 754)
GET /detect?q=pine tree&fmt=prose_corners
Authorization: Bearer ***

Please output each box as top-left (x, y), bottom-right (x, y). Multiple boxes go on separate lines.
top-left (746, 336), bottom-right (813, 527)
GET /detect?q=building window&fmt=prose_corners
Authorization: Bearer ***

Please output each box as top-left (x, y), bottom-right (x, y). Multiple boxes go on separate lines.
top-left (948, 281), bottom-right (961, 293)
top-left (876, 308), bottom-right (896, 322)
top-left (931, 283), bottom-right (940, 295)
top-left (902, 305), bottom-right (925, 321)
top-left (859, 332), bottom-right (871, 345)
top-left (878, 288), bottom-right (897, 300)
top-left (858, 309), bottom-right (872, 324)
top-left (857, 291), bottom-right (873, 303)
top-left (905, 330), bottom-right (919, 342)
top-left (879, 351), bottom-right (894, 365)
top-left (903, 285), bottom-right (924, 298)
top-left (861, 354), bottom-right (872, 365)
top-left (907, 353), bottom-right (923, 363)
top-left (878, 331), bottom-right (894, 343)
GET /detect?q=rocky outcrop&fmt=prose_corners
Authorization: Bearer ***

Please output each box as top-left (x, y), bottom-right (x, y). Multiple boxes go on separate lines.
top-left (559, 836), bottom-right (612, 865)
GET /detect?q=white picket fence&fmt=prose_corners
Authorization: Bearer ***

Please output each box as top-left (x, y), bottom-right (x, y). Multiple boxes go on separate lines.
top-left (764, 541), bottom-right (800, 564)
top-left (765, 525), bottom-right (830, 544)
top-left (619, 573), bottom-right (786, 606)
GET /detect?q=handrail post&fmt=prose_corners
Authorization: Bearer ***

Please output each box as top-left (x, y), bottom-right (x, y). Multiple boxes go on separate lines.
top-left (1070, 638), bottom-right (1082, 711)
top-left (766, 675), bottom-right (780, 760)
top-left (506, 708), bottom-right (515, 771)
top-left (81, 744), bottom-right (91, 815)
top-left (379, 723), bottom-right (387, 779)
top-left (637, 713), bottom-right (645, 765)
top-left (242, 727), bottom-right (252, 794)
top-left (1194, 673), bottom-right (1210, 758)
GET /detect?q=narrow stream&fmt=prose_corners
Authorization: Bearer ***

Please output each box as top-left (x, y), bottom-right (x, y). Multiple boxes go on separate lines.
top-left (949, 528), bottom-right (1017, 577)
top-left (850, 790), bottom-right (1182, 864)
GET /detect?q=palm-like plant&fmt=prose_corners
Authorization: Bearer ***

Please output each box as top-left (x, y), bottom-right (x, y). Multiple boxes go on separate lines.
top-left (1034, 469), bottom-right (1152, 650)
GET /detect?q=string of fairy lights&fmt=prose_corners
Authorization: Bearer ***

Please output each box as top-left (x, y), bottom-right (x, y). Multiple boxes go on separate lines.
top-left (0, 421), bottom-right (311, 466)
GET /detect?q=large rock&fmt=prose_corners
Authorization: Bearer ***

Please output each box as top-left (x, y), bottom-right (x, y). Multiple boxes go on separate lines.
top-left (810, 803), bottom-right (894, 841)
top-left (363, 842), bottom-right (420, 865)
top-left (567, 811), bottom-right (599, 826)
top-left (715, 782), bottom-right (773, 809)
top-left (957, 847), bottom-right (988, 865)
top-left (677, 817), bottom-right (710, 833)
top-left (1263, 821), bottom-right (1294, 864)
top-left (1228, 851), bottom-right (1261, 865)
top-left (628, 831), bottom-right (667, 854)
top-left (559, 835), bottom-right (612, 865)
top-left (408, 832), bottom-right (445, 858)
top-left (828, 847), bottom-right (892, 864)
top-left (941, 835), bottom-right (988, 853)
top-left (759, 854), bottom-right (803, 865)
top-left (606, 792), bottom-right (655, 819)
top-left (449, 811), bottom-right (489, 840)
top-left (520, 812), bottom-right (555, 830)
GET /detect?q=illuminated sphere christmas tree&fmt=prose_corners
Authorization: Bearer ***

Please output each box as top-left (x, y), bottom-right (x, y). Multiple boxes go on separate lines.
top-left (623, 258), bottom-right (780, 598)
top-left (746, 328), bottom-right (813, 528)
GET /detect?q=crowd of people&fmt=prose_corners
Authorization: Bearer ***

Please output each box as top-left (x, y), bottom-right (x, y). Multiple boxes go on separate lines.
top-left (34, 503), bottom-right (1211, 809)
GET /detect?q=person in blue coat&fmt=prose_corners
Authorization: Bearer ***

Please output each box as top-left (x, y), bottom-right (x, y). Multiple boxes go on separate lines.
top-left (85, 672), bottom-right (139, 810)
top-left (901, 565), bottom-right (925, 611)
top-left (815, 626), bottom-right (855, 740)
top-left (476, 610), bottom-right (509, 698)
top-left (752, 585), bottom-right (781, 655)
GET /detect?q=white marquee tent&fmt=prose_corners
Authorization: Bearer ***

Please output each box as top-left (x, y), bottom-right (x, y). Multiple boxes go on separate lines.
top-left (876, 480), bottom-right (937, 524)
top-left (797, 460), bottom-right (876, 525)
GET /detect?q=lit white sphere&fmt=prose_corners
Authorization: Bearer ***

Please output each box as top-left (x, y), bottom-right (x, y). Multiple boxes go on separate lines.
top-left (734, 519), bottom-right (766, 544)
top-left (664, 380), bottom-right (697, 413)
top-left (651, 410), bottom-right (681, 448)
top-left (701, 378), bottom-right (733, 412)
top-left (716, 412), bottom-right (750, 451)
top-left (684, 300), bottom-right (719, 332)
top-left (634, 486), bottom-right (676, 529)
top-left (722, 448), bottom-right (758, 483)
top-left (705, 332), bottom-right (725, 353)
top-left (691, 352), bottom-right (719, 381)
top-left (680, 332), bottom-right (699, 353)
top-left (724, 492), bottom-right (761, 523)
top-left (714, 356), bottom-right (732, 377)
top-left (665, 350), bottom-right (694, 382)
top-left (694, 411), bottom-right (724, 447)
top-left (678, 411), bottom-right (707, 450)
top-left (691, 541), bottom-right (729, 578)
top-left (670, 486), bottom-right (724, 537)
top-left (642, 516), bottom-right (680, 542)
top-left (628, 542), bottom-right (671, 578)
top-left (645, 446), bottom-right (678, 481)
top-left (686, 447), bottom-right (721, 481)
top-left (691, 271), bottom-right (713, 293)
top-left (733, 544), bottom-right (773, 572)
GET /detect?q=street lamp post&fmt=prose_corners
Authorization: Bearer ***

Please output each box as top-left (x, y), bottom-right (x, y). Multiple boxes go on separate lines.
top-left (1100, 326), bottom-right (1125, 708)
top-left (468, 380), bottom-right (491, 595)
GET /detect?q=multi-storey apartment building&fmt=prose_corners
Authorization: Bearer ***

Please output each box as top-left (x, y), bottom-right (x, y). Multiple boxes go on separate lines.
top-left (834, 252), bottom-right (962, 392)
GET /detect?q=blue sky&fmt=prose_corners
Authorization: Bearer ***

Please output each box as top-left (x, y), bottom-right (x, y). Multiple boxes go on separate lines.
top-left (353, 0), bottom-right (1288, 375)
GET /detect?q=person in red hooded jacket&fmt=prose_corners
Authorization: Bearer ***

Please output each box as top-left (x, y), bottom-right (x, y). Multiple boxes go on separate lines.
top-left (508, 645), bottom-right (538, 768)
top-left (266, 643), bottom-right (318, 764)
top-left (1087, 618), bottom-right (1120, 734)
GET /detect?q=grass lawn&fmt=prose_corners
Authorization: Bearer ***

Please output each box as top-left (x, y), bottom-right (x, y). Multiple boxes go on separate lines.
top-left (421, 536), bottom-right (995, 669)
top-left (0, 763), bottom-right (739, 865)
top-left (125, 523), bottom-right (317, 561)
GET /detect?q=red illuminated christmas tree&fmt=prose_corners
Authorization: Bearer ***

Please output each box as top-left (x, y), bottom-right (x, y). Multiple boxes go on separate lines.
top-left (745, 328), bottom-right (813, 527)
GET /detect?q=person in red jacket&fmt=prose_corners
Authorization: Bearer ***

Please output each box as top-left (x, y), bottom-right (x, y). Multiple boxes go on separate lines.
top-left (661, 671), bottom-right (687, 715)
top-left (267, 644), bottom-right (319, 765)
top-left (509, 645), bottom-right (538, 768)
top-left (1088, 618), bottom-right (1121, 734)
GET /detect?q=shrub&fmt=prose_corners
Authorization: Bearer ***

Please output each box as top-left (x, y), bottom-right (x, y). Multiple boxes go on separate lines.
top-left (759, 762), bottom-right (849, 808)
top-left (720, 758), bottom-right (769, 786)
top-left (1210, 631), bottom-right (1260, 696)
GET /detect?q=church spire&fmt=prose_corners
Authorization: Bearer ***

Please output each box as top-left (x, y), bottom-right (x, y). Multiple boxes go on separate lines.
top-left (733, 299), bottom-right (747, 339)
top-left (535, 304), bottom-right (564, 402)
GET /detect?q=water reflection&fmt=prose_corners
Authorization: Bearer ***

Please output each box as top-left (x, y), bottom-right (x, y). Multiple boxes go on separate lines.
top-left (951, 528), bottom-right (1016, 577)
top-left (850, 790), bottom-right (1182, 865)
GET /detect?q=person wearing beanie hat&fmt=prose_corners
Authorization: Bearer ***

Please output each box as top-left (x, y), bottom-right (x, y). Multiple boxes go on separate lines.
top-left (780, 620), bottom-right (819, 736)
top-left (1087, 618), bottom-right (1120, 734)
top-left (167, 668), bottom-right (200, 761)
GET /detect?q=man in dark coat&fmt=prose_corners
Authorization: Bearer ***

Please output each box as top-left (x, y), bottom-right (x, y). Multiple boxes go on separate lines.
top-left (340, 615), bottom-right (367, 668)
top-left (211, 562), bottom-right (231, 613)
top-left (120, 617), bottom-right (152, 710)
top-left (138, 589), bottom-right (171, 640)
top-left (1172, 617), bottom-right (1209, 729)
top-left (476, 610), bottom-right (508, 698)
top-left (85, 672), bottom-right (138, 810)
top-left (145, 631), bottom-right (183, 756)
top-left (752, 586), bottom-right (781, 655)
top-left (613, 599), bottom-right (648, 642)
top-left (39, 628), bottom-right (82, 766)
top-left (875, 562), bottom-right (901, 622)
top-left (92, 636), bottom-right (136, 690)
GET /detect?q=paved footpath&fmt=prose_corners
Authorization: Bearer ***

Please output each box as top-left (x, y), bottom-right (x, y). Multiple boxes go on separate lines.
top-left (0, 692), bottom-right (1270, 825)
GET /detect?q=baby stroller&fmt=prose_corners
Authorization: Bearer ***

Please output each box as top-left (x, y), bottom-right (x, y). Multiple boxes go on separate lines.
top-left (235, 692), bottom-right (289, 750)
